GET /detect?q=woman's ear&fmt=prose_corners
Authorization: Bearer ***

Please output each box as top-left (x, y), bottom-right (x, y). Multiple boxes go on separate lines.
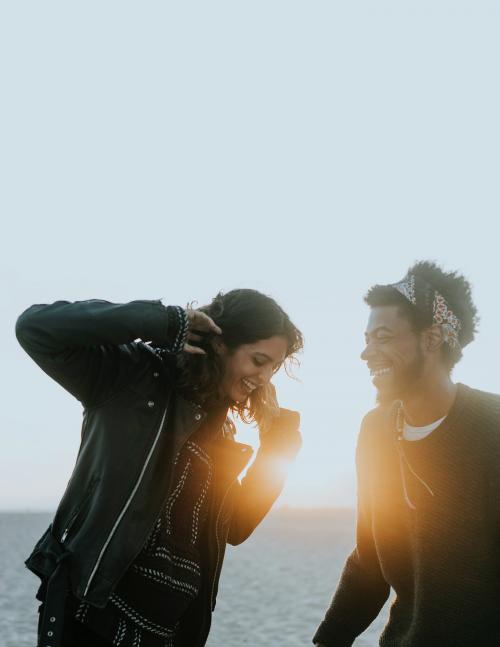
top-left (212, 337), bottom-right (227, 355)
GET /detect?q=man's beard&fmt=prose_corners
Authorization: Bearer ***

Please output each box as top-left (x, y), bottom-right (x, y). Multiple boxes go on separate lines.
top-left (376, 349), bottom-right (425, 405)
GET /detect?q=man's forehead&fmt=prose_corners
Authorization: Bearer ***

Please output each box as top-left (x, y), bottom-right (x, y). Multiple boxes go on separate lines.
top-left (365, 305), bottom-right (410, 333)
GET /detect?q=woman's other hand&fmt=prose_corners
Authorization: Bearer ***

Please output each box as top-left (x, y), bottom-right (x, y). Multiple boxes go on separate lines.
top-left (260, 407), bottom-right (302, 461)
top-left (262, 382), bottom-right (280, 419)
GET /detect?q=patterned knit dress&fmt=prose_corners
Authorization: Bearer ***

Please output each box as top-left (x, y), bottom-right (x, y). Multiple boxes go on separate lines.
top-left (67, 415), bottom-right (221, 647)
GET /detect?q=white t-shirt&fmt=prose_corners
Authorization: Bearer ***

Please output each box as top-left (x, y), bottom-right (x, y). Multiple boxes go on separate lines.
top-left (403, 415), bottom-right (446, 441)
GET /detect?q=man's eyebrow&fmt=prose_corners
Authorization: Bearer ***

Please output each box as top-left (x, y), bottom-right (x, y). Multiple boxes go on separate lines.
top-left (365, 326), bottom-right (394, 337)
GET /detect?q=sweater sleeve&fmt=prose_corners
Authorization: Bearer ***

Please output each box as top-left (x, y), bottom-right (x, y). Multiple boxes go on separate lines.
top-left (15, 299), bottom-right (178, 407)
top-left (313, 415), bottom-right (390, 647)
top-left (227, 409), bottom-right (301, 545)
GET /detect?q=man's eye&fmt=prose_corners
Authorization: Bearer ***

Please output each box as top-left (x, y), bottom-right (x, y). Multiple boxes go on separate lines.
top-left (377, 337), bottom-right (392, 343)
top-left (253, 357), bottom-right (265, 367)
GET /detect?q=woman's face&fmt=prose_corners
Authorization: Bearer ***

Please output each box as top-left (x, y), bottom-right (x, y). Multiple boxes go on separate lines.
top-left (217, 335), bottom-right (288, 403)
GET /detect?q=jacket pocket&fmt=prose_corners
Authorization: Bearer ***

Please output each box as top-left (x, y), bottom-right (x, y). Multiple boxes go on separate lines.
top-left (60, 476), bottom-right (99, 544)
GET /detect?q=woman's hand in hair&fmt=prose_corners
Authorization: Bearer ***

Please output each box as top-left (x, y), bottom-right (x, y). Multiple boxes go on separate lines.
top-left (262, 382), bottom-right (280, 419)
top-left (259, 402), bottom-right (302, 462)
top-left (183, 308), bottom-right (222, 355)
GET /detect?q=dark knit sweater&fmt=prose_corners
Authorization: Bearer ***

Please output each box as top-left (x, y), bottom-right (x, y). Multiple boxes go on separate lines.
top-left (314, 384), bottom-right (500, 647)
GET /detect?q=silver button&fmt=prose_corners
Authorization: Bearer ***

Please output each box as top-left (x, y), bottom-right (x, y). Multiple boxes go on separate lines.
top-left (147, 400), bottom-right (155, 408)
top-left (194, 413), bottom-right (202, 421)
top-left (48, 631), bottom-right (54, 637)
top-left (153, 371), bottom-right (159, 378)
top-left (50, 617), bottom-right (56, 622)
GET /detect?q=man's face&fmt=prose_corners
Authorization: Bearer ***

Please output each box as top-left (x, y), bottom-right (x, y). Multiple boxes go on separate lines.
top-left (361, 305), bottom-right (425, 404)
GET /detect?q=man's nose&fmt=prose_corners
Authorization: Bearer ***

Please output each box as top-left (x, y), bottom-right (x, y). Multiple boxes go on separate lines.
top-left (360, 342), bottom-right (374, 361)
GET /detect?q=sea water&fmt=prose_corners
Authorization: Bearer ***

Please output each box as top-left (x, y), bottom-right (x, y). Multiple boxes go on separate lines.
top-left (0, 510), bottom-right (389, 647)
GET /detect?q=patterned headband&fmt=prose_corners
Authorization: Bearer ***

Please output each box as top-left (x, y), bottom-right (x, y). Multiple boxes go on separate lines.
top-left (391, 274), bottom-right (462, 349)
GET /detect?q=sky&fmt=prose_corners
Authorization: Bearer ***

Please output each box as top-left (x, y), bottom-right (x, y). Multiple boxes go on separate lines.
top-left (1, 1), bottom-right (499, 510)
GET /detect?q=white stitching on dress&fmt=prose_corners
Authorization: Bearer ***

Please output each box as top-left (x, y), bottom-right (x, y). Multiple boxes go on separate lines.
top-left (131, 564), bottom-right (198, 595)
top-left (110, 595), bottom-right (175, 638)
top-left (165, 459), bottom-right (191, 535)
top-left (113, 617), bottom-right (127, 646)
top-left (191, 462), bottom-right (212, 544)
top-left (186, 441), bottom-right (210, 465)
top-left (132, 626), bottom-right (142, 647)
top-left (150, 545), bottom-right (201, 575)
top-left (74, 601), bottom-right (90, 623)
top-left (145, 513), bottom-right (163, 553)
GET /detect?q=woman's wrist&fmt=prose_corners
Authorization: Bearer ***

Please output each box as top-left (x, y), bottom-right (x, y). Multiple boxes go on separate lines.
top-left (165, 306), bottom-right (189, 354)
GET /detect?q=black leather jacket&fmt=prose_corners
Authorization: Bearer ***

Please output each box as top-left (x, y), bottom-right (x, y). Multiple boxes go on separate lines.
top-left (16, 299), bottom-right (301, 647)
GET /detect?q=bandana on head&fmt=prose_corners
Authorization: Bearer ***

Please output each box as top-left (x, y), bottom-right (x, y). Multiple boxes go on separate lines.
top-left (391, 273), bottom-right (462, 348)
top-left (392, 275), bottom-right (416, 306)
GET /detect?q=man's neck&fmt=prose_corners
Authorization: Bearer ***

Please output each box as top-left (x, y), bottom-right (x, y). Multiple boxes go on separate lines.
top-left (401, 375), bottom-right (457, 427)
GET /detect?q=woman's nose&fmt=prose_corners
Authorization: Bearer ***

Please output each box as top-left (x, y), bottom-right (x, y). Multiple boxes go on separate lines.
top-left (260, 365), bottom-right (274, 384)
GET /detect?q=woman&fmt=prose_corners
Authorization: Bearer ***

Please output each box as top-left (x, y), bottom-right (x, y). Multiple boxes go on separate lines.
top-left (16, 289), bottom-right (303, 647)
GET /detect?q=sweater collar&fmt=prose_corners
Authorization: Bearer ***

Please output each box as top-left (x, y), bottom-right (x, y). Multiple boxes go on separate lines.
top-left (394, 382), bottom-right (471, 446)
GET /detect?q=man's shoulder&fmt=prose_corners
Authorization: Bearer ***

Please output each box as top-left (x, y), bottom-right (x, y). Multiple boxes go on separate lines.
top-left (361, 402), bottom-right (397, 430)
top-left (461, 383), bottom-right (500, 420)
top-left (463, 383), bottom-right (500, 401)
top-left (358, 403), bottom-right (397, 448)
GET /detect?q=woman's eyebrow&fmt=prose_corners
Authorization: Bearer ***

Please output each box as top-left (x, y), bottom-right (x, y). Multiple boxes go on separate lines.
top-left (254, 352), bottom-right (273, 362)
top-left (254, 351), bottom-right (285, 366)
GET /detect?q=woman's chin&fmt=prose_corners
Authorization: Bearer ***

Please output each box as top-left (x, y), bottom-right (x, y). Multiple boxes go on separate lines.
top-left (231, 388), bottom-right (249, 404)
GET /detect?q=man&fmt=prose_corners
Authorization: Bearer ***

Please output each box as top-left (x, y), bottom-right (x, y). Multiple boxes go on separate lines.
top-left (314, 261), bottom-right (500, 647)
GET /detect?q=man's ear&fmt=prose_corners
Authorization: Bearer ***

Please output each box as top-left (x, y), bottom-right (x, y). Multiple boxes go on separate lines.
top-left (423, 325), bottom-right (445, 353)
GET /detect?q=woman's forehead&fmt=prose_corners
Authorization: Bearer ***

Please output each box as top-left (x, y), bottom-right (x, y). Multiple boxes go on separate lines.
top-left (246, 335), bottom-right (288, 362)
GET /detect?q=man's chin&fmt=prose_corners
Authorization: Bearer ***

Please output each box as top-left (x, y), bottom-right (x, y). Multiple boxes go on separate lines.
top-left (375, 388), bottom-right (398, 406)
top-left (374, 380), bottom-right (403, 405)
top-left (372, 354), bottom-right (425, 406)
top-left (374, 381), bottom-right (412, 406)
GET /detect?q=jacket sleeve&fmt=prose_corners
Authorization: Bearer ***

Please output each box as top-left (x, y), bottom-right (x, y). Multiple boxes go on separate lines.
top-left (313, 415), bottom-right (390, 647)
top-left (15, 299), bottom-right (176, 407)
top-left (227, 409), bottom-right (301, 545)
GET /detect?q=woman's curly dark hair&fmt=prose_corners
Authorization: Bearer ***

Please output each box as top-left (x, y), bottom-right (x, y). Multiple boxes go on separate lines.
top-left (365, 261), bottom-right (478, 370)
top-left (175, 289), bottom-right (303, 431)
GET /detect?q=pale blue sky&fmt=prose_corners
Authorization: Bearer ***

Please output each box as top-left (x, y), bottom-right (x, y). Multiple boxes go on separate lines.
top-left (1, 1), bottom-right (499, 509)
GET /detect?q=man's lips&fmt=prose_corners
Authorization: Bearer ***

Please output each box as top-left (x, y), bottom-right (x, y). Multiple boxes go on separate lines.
top-left (369, 366), bottom-right (393, 378)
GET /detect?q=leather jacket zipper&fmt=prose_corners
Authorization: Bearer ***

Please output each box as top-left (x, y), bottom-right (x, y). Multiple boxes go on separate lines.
top-left (83, 403), bottom-right (169, 597)
top-left (61, 477), bottom-right (98, 543)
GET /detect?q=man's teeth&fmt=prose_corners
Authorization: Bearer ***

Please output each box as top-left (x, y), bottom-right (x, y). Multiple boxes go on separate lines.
top-left (370, 367), bottom-right (392, 377)
top-left (242, 379), bottom-right (258, 391)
